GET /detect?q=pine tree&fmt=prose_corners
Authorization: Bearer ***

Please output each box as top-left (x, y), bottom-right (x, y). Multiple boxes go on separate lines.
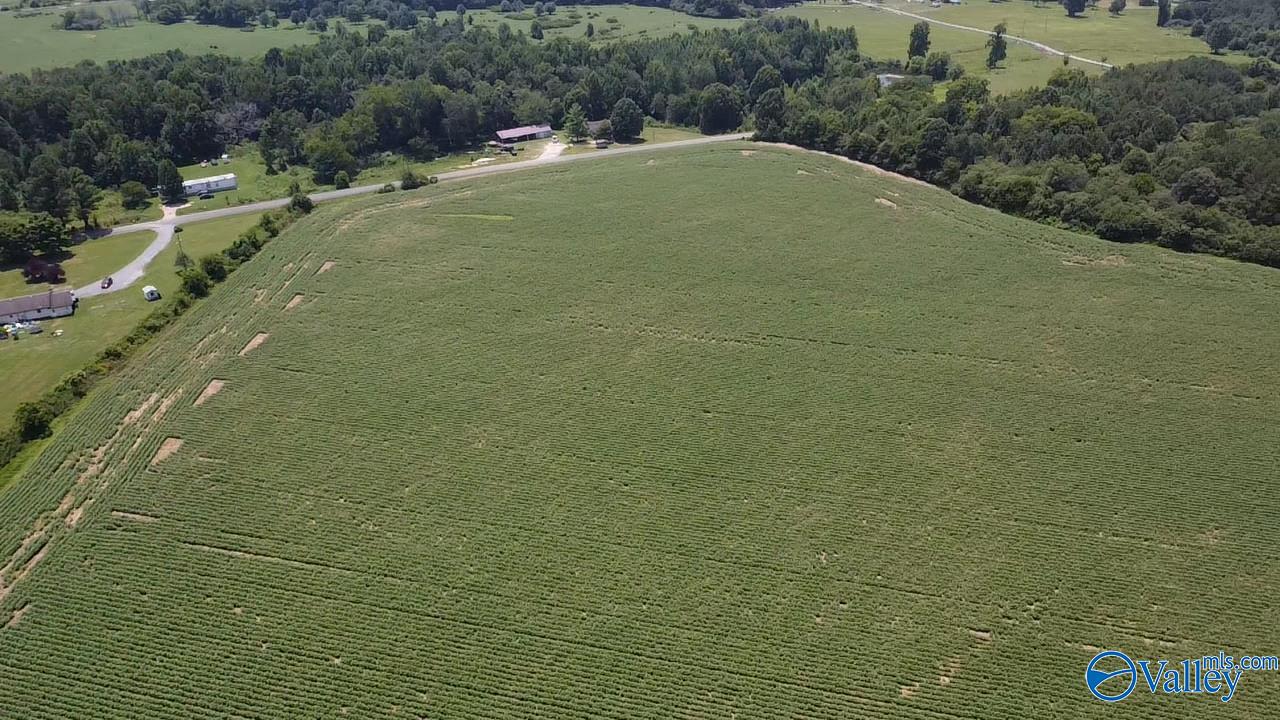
top-left (563, 103), bottom-right (588, 141)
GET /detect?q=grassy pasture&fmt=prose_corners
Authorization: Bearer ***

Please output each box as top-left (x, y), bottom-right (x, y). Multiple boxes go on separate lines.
top-left (466, 3), bottom-right (741, 42)
top-left (0, 144), bottom-right (1278, 717)
top-left (0, 5), bottom-right (323, 74)
top-left (780, 0), bottom-right (1246, 93)
top-left (782, 2), bottom-right (1088, 94)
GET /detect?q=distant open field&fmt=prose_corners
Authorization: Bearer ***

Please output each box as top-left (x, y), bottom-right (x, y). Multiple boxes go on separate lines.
top-left (0, 3), bottom-right (734, 75)
top-left (466, 3), bottom-right (741, 42)
top-left (1, 143), bottom-right (1277, 717)
top-left (867, 0), bottom-right (1223, 66)
top-left (0, 3), bottom-right (321, 74)
top-left (782, 2), bottom-right (1086, 93)
top-left (0, 214), bottom-right (261, 425)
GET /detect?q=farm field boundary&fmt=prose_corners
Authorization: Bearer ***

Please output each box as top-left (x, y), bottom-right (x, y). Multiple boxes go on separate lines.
top-left (0, 143), bottom-right (1277, 717)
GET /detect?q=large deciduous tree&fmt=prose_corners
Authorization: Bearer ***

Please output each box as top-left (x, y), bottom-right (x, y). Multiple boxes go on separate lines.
top-left (752, 88), bottom-right (787, 141)
top-left (698, 83), bottom-right (742, 135)
top-left (748, 65), bottom-right (784, 107)
top-left (156, 159), bottom-right (185, 203)
top-left (609, 97), bottom-right (644, 141)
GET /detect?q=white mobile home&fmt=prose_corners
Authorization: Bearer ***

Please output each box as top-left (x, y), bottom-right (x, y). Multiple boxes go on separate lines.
top-left (0, 290), bottom-right (77, 324)
top-left (182, 173), bottom-right (238, 196)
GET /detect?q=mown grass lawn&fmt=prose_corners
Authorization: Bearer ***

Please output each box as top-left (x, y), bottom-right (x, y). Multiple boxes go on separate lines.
top-left (1, 143), bottom-right (1276, 718)
top-left (0, 213), bottom-right (262, 424)
top-left (0, 230), bottom-right (156, 299)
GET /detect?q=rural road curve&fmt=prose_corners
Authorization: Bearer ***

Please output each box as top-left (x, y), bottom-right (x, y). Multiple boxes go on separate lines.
top-left (844, 0), bottom-right (1114, 69)
top-left (78, 132), bottom-right (751, 297)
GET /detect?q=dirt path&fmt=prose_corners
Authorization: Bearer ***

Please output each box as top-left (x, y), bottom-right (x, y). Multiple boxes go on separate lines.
top-left (844, 0), bottom-right (1114, 69)
top-left (537, 140), bottom-right (567, 162)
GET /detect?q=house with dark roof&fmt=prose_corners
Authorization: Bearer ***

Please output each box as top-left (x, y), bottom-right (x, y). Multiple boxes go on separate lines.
top-left (495, 124), bottom-right (553, 143)
top-left (0, 290), bottom-right (77, 324)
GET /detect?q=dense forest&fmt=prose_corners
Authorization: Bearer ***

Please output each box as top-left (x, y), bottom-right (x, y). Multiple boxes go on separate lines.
top-left (1172, 0), bottom-right (1280, 60)
top-left (1, 16), bottom-right (1279, 268)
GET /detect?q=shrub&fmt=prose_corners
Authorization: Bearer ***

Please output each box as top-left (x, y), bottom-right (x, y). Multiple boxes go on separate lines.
top-left (377, 183), bottom-right (396, 194)
top-left (289, 192), bottom-right (314, 213)
top-left (400, 169), bottom-right (423, 190)
top-left (179, 268), bottom-right (211, 298)
top-left (14, 402), bottom-right (55, 441)
top-left (119, 181), bottom-right (151, 210)
top-left (199, 254), bottom-right (229, 282)
top-left (334, 170), bottom-right (350, 189)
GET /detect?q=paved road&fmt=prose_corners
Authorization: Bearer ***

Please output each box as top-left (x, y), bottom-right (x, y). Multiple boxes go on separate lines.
top-left (845, 0), bottom-right (1114, 69)
top-left (77, 132), bottom-right (751, 297)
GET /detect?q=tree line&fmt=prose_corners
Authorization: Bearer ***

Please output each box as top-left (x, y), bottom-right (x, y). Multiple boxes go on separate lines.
top-left (127, 0), bottom-right (785, 30)
top-left (753, 41), bottom-right (1280, 267)
top-left (1170, 0), bottom-right (1280, 60)
top-left (3, 16), bottom-right (1280, 270)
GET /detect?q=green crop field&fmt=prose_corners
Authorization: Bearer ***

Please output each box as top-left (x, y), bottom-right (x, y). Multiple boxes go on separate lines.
top-left (0, 143), bottom-right (1278, 717)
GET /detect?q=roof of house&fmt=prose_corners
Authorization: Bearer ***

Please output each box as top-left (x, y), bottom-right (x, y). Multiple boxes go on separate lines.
top-left (183, 173), bottom-right (237, 185)
top-left (0, 290), bottom-right (76, 317)
top-left (495, 124), bottom-right (552, 140)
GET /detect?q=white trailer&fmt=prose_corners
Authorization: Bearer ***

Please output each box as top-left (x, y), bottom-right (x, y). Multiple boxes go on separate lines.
top-left (182, 173), bottom-right (238, 196)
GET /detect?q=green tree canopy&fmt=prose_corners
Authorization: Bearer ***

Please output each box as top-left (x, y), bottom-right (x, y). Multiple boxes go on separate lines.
top-left (908, 21), bottom-right (930, 59)
top-left (609, 97), bottom-right (644, 140)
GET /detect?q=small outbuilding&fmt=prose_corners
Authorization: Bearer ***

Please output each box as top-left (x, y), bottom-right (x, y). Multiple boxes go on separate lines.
top-left (877, 73), bottom-right (907, 88)
top-left (142, 285), bottom-right (162, 302)
top-left (495, 124), bottom-right (553, 143)
top-left (0, 290), bottom-right (77, 324)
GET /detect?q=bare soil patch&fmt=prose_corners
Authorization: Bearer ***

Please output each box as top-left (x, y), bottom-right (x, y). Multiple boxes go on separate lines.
top-left (151, 438), bottom-right (184, 466)
top-left (239, 333), bottom-right (269, 357)
top-left (1063, 254), bottom-right (1129, 267)
top-left (285, 294), bottom-right (305, 311)
top-left (111, 510), bottom-right (158, 523)
top-left (194, 379), bottom-right (227, 406)
top-left (876, 197), bottom-right (899, 209)
top-left (5, 604), bottom-right (30, 630)
top-left (317, 261), bottom-right (336, 275)
top-left (740, 149), bottom-right (756, 156)
top-left (65, 505), bottom-right (85, 528)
